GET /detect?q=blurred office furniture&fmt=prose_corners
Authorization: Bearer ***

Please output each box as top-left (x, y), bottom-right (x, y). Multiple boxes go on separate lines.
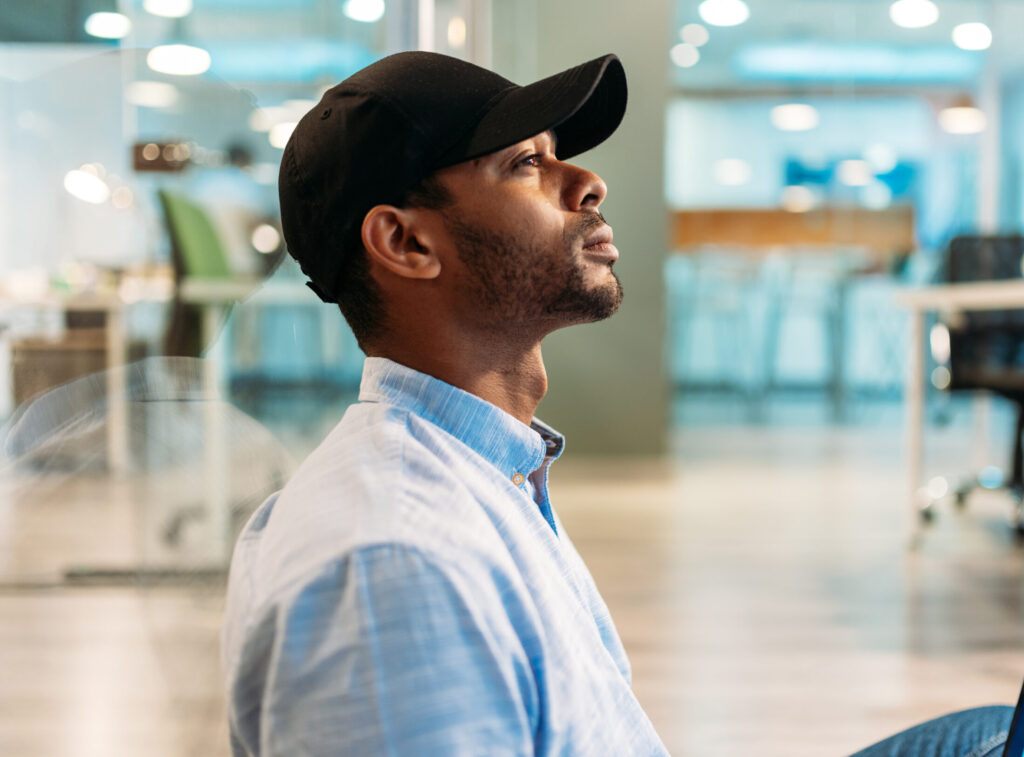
top-left (1, 291), bottom-right (131, 472)
top-left (898, 238), bottom-right (1024, 538)
top-left (669, 207), bottom-right (913, 417)
top-left (938, 235), bottom-right (1024, 533)
top-left (157, 188), bottom-right (331, 401)
top-left (668, 249), bottom-right (760, 399)
top-left (671, 207), bottom-right (916, 253)
top-left (667, 247), bottom-right (900, 419)
top-left (155, 189), bottom-right (318, 564)
top-left (158, 188), bottom-right (236, 358)
top-left (758, 250), bottom-right (861, 419)
top-left (4, 355), bottom-right (294, 581)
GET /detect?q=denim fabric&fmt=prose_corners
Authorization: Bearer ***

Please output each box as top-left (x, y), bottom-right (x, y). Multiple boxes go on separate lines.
top-left (222, 357), bottom-right (668, 756)
top-left (850, 706), bottom-right (1014, 757)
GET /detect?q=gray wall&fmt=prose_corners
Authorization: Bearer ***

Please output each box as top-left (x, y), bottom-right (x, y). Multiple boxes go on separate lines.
top-left (494, 0), bottom-right (670, 456)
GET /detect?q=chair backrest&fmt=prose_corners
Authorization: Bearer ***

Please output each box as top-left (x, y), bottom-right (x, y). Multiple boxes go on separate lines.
top-left (942, 234), bottom-right (1024, 394)
top-left (158, 189), bottom-right (232, 280)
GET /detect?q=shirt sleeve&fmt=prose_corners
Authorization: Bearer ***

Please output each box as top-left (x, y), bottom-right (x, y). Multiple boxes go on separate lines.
top-left (232, 543), bottom-right (539, 756)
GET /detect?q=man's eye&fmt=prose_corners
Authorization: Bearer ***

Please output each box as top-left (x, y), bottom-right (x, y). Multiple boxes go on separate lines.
top-left (516, 154), bottom-right (542, 169)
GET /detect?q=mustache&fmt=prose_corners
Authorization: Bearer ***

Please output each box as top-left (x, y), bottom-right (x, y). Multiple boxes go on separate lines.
top-left (566, 210), bottom-right (608, 246)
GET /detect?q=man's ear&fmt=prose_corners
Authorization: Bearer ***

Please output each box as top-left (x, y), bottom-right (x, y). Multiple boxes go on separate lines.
top-left (361, 205), bottom-right (442, 280)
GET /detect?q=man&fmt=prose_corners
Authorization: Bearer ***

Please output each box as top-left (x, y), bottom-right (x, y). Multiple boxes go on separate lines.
top-left (222, 51), bottom-right (1013, 755)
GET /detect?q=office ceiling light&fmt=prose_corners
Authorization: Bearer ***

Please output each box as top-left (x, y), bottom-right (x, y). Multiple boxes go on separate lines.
top-left (780, 185), bottom-right (817, 213)
top-left (269, 122), bottom-right (298, 149)
top-left (930, 323), bottom-right (951, 363)
top-left (251, 224), bottom-right (281, 253)
top-left (681, 23), bottom-right (709, 46)
top-left (698, 0), bottom-right (749, 27)
top-left (249, 108), bottom-right (278, 132)
top-left (952, 22), bottom-right (992, 50)
top-left (770, 103), bottom-right (819, 131)
top-left (64, 170), bottom-right (110, 204)
top-left (890, 0), bottom-right (938, 29)
top-left (125, 81), bottom-right (180, 108)
top-left (713, 158), bottom-right (752, 186)
top-left (84, 12), bottom-right (132, 39)
top-left (837, 159), bottom-right (872, 187)
top-left (938, 104), bottom-right (986, 134)
top-left (144, 0), bottom-right (193, 18)
top-left (284, 99), bottom-right (317, 116)
top-left (343, 0), bottom-right (386, 23)
top-left (448, 16), bottom-right (467, 49)
top-left (147, 44), bottom-right (211, 76)
top-left (111, 187), bottom-right (134, 210)
top-left (670, 43), bottom-right (700, 68)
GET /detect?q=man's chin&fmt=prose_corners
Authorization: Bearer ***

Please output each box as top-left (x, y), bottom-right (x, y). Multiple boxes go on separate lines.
top-left (544, 276), bottom-right (623, 324)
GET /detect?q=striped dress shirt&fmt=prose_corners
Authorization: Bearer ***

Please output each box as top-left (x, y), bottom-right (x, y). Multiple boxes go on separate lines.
top-left (222, 357), bottom-right (668, 755)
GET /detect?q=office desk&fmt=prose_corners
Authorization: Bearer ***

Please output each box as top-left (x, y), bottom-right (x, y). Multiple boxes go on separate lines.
top-left (0, 291), bottom-right (130, 473)
top-left (896, 279), bottom-right (1024, 537)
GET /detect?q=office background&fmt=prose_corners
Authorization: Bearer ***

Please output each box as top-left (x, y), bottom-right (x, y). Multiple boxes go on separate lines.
top-left (2, 0), bottom-right (1024, 755)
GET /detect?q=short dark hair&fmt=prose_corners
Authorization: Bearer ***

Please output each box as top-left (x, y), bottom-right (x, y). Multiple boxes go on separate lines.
top-left (336, 173), bottom-right (452, 351)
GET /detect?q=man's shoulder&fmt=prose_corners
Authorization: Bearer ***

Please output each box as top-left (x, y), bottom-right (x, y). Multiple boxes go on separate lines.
top-left (235, 401), bottom-right (499, 599)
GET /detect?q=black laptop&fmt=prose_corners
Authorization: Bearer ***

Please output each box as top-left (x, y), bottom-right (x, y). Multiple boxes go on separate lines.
top-left (1005, 680), bottom-right (1024, 757)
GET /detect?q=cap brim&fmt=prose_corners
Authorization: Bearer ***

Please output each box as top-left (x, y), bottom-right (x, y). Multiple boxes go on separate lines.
top-left (440, 54), bottom-right (627, 166)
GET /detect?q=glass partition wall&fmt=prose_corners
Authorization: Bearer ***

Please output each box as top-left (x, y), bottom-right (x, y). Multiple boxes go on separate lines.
top-left (0, 4), bottom-right (493, 755)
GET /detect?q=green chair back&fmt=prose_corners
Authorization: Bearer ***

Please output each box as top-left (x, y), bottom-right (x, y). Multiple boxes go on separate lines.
top-left (158, 189), bottom-right (232, 279)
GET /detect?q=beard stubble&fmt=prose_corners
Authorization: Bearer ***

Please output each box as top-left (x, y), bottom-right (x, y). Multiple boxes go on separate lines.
top-left (448, 211), bottom-right (624, 330)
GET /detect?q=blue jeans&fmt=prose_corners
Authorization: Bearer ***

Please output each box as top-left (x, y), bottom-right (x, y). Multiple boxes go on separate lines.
top-left (851, 706), bottom-right (1014, 757)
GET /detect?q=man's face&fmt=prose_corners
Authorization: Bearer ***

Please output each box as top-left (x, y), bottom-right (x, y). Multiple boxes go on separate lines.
top-left (430, 130), bottom-right (622, 333)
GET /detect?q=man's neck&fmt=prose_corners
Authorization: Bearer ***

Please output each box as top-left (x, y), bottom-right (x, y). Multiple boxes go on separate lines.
top-left (369, 340), bottom-right (548, 427)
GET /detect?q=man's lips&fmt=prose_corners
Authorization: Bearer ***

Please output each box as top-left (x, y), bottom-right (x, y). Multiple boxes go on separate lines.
top-left (582, 225), bottom-right (618, 262)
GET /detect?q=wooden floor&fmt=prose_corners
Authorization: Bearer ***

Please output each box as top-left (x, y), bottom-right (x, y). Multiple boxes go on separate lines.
top-left (2, 398), bottom-right (1024, 756)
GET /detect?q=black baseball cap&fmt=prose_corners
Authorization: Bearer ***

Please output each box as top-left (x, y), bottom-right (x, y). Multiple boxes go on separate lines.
top-left (278, 51), bottom-right (628, 303)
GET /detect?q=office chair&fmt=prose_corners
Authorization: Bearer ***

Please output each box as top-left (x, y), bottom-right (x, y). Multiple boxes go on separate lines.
top-left (157, 189), bottom-right (236, 358)
top-left (938, 234), bottom-right (1024, 535)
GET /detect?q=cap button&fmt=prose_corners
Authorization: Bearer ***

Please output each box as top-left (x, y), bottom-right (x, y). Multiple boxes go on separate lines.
top-left (320, 107), bottom-right (332, 120)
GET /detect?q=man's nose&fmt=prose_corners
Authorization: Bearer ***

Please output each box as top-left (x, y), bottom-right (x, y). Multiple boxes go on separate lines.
top-left (562, 163), bottom-right (608, 212)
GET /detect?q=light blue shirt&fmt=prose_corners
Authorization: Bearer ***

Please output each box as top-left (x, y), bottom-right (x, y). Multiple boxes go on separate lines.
top-left (222, 357), bottom-right (668, 756)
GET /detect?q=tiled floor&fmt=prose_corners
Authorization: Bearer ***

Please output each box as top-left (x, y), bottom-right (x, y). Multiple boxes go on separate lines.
top-left (2, 393), bottom-right (1023, 756)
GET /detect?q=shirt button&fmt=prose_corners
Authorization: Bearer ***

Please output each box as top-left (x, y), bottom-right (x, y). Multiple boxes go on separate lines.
top-left (512, 473), bottom-right (525, 486)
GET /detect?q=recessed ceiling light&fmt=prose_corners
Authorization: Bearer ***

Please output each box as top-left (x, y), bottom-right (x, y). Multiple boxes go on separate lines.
top-left (698, 0), bottom-right (749, 27)
top-left (269, 122), bottom-right (298, 149)
top-left (146, 44), bottom-right (211, 76)
top-left (64, 170), bottom-right (110, 204)
top-left (680, 23), bottom-right (709, 47)
top-left (713, 159), bottom-right (752, 186)
top-left (952, 22), bottom-right (992, 50)
top-left (837, 159), bottom-right (872, 187)
top-left (770, 103), bottom-right (819, 131)
top-left (889, 0), bottom-right (939, 29)
top-left (144, 0), bottom-right (193, 18)
top-left (781, 185), bottom-right (817, 213)
top-left (670, 43), bottom-right (700, 68)
top-left (84, 12), bottom-right (132, 39)
top-left (938, 105), bottom-right (986, 134)
top-left (448, 16), bottom-right (467, 49)
top-left (343, 0), bottom-right (386, 23)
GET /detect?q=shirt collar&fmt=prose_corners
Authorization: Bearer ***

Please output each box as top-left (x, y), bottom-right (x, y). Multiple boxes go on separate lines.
top-left (358, 357), bottom-right (565, 479)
